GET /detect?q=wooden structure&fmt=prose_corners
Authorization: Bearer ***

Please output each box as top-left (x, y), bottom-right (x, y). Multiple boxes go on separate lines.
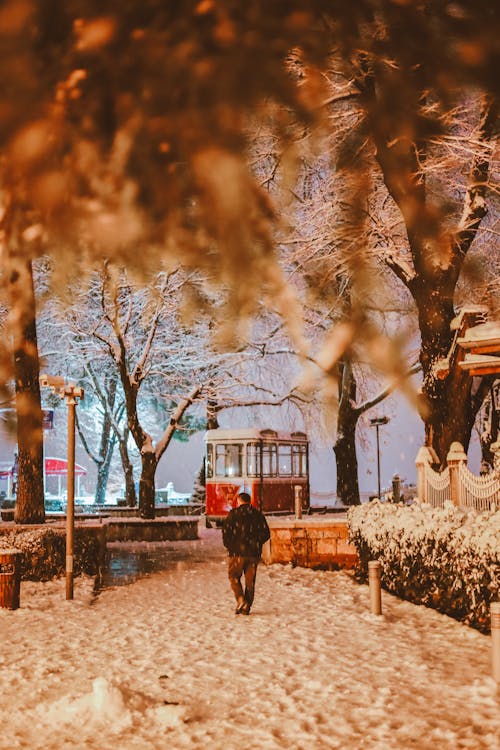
top-left (431, 308), bottom-right (500, 384)
top-left (457, 320), bottom-right (500, 376)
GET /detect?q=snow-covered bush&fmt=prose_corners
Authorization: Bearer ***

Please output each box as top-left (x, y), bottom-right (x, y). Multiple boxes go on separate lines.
top-left (347, 501), bottom-right (500, 633)
top-left (0, 527), bottom-right (104, 581)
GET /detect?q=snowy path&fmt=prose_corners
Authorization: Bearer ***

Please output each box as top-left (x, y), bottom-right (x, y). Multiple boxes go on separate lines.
top-left (0, 526), bottom-right (498, 750)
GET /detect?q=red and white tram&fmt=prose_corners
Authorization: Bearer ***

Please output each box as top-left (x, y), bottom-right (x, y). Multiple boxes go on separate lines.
top-left (204, 428), bottom-right (310, 527)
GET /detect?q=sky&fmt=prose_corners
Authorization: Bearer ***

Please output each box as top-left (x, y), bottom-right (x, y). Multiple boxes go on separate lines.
top-left (1, 524), bottom-right (498, 750)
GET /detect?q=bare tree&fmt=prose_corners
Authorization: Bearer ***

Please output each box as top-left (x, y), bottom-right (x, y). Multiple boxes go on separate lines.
top-left (276, 53), bottom-right (499, 470)
top-left (70, 267), bottom-right (210, 517)
top-left (74, 366), bottom-right (134, 505)
top-left (354, 85), bottom-right (498, 462)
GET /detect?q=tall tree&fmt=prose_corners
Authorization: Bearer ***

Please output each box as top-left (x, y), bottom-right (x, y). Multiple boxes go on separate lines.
top-left (354, 82), bottom-right (498, 462)
top-left (74, 367), bottom-right (128, 505)
top-left (279, 50), bottom-right (498, 470)
top-left (6, 241), bottom-right (44, 523)
top-left (76, 267), bottom-right (209, 517)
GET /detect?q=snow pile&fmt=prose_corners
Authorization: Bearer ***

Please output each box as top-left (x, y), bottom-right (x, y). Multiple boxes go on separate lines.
top-left (42, 677), bottom-right (134, 734)
top-left (38, 675), bottom-right (187, 742)
top-left (347, 500), bottom-right (500, 631)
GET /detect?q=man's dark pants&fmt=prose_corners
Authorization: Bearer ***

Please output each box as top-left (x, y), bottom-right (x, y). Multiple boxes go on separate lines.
top-left (227, 556), bottom-right (259, 608)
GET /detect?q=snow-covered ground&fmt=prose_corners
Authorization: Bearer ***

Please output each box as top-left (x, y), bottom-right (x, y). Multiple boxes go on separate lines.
top-left (1, 525), bottom-right (498, 750)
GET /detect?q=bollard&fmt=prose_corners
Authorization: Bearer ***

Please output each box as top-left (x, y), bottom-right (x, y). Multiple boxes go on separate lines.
top-left (392, 474), bottom-right (401, 503)
top-left (492, 601), bottom-right (500, 684)
top-left (368, 560), bottom-right (382, 615)
top-left (294, 485), bottom-right (302, 519)
top-left (0, 549), bottom-right (22, 610)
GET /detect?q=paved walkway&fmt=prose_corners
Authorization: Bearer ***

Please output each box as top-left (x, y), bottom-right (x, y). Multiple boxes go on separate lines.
top-left (0, 526), bottom-right (498, 750)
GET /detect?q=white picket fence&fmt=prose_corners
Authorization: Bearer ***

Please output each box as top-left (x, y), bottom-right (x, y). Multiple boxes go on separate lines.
top-left (421, 464), bottom-right (450, 508)
top-left (458, 461), bottom-right (500, 511)
top-left (416, 441), bottom-right (500, 512)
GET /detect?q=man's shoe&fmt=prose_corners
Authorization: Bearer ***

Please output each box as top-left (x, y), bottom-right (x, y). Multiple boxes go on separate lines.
top-left (240, 603), bottom-right (250, 615)
top-left (235, 598), bottom-right (246, 614)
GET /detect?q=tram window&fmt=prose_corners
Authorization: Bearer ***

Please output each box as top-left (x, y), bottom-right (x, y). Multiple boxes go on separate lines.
top-left (246, 443), bottom-right (261, 477)
top-left (278, 443), bottom-right (292, 475)
top-left (292, 444), bottom-right (307, 476)
top-left (215, 444), bottom-right (242, 477)
top-left (206, 444), bottom-right (213, 478)
top-left (262, 444), bottom-right (277, 476)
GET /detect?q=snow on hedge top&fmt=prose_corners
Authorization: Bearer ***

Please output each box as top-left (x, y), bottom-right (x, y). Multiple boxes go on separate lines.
top-left (347, 500), bottom-right (500, 561)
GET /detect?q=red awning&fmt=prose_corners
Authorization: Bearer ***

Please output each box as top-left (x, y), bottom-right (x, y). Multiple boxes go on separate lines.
top-left (0, 457), bottom-right (87, 478)
top-left (44, 457), bottom-right (87, 476)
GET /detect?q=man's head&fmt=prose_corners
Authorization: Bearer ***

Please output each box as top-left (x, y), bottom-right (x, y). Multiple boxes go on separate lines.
top-left (237, 491), bottom-right (251, 505)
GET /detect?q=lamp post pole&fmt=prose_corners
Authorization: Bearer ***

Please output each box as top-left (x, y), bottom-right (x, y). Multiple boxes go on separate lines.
top-left (39, 375), bottom-right (84, 600)
top-left (62, 384), bottom-right (84, 601)
top-left (370, 416), bottom-right (389, 500)
top-left (66, 390), bottom-right (76, 600)
top-left (375, 423), bottom-right (381, 499)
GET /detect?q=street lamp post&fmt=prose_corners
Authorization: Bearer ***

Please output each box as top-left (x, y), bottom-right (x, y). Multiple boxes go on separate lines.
top-left (39, 375), bottom-right (84, 600)
top-left (370, 416), bottom-right (389, 500)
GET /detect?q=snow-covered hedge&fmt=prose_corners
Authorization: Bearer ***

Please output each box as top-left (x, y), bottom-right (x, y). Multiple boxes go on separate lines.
top-left (347, 501), bottom-right (500, 633)
top-left (0, 527), bottom-right (105, 581)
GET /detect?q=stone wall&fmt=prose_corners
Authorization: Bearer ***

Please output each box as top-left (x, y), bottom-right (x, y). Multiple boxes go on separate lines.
top-left (103, 517), bottom-right (199, 542)
top-left (262, 517), bottom-right (358, 569)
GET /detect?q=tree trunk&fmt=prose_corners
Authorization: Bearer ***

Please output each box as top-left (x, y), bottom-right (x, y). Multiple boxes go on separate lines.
top-left (479, 382), bottom-right (499, 473)
top-left (94, 443), bottom-right (114, 505)
top-left (414, 284), bottom-right (476, 464)
top-left (9, 257), bottom-right (45, 524)
top-left (95, 421), bottom-right (116, 505)
top-left (333, 360), bottom-right (361, 505)
top-left (333, 429), bottom-right (361, 505)
top-left (118, 433), bottom-right (136, 507)
top-left (94, 376), bottom-right (118, 504)
top-left (139, 451), bottom-right (156, 518)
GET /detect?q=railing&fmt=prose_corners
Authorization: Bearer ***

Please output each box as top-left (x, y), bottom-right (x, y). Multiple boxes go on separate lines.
top-left (416, 441), bottom-right (500, 512)
top-left (422, 463), bottom-right (450, 508)
top-left (458, 462), bottom-right (500, 511)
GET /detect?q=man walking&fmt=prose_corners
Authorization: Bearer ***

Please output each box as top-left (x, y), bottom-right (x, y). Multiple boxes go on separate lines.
top-left (222, 491), bottom-right (270, 615)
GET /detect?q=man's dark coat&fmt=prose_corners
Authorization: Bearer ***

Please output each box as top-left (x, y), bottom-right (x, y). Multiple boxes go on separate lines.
top-left (222, 503), bottom-right (270, 558)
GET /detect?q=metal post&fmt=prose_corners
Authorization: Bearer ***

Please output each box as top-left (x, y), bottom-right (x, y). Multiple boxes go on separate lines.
top-left (368, 560), bottom-right (382, 615)
top-left (375, 425), bottom-right (381, 499)
top-left (66, 395), bottom-right (76, 601)
top-left (294, 485), bottom-right (302, 519)
top-left (370, 417), bottom-right (388, 500)
top-left (492, 601), bottom-right (500, 684)
top-left (39, 375), bottom-right (83, 601)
